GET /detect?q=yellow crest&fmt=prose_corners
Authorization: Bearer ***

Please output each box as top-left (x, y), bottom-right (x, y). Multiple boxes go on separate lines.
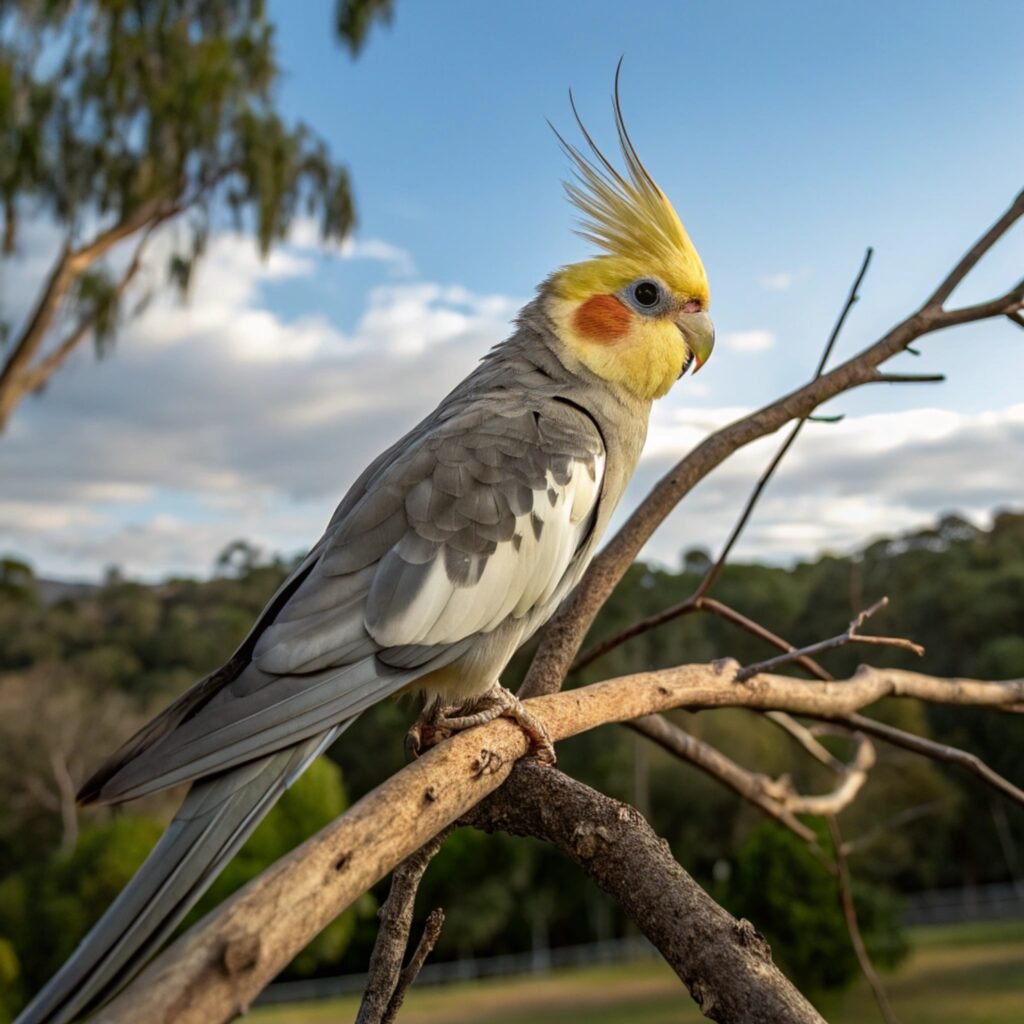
top-left (552, 68), bottom-right (709, 306)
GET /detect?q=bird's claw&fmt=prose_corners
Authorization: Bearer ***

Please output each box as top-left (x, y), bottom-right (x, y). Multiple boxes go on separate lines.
top-left (406, 685), bottom-right (556, 765)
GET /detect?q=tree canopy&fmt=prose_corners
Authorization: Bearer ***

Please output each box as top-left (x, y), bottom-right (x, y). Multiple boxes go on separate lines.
top-left (0, 0), bottom-right (391, 430)
top-left (1, 510), bottom-right (1022, 1017)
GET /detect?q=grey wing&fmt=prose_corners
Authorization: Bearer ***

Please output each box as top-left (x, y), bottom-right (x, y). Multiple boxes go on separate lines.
top-left (362, 399), bottom-right (606, 650)
top-left (85, 397), bottom-right (605, 804)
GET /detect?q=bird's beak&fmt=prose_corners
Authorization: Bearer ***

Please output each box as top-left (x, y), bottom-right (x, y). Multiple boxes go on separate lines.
top-left (675, 310), bottom-right (715, 375)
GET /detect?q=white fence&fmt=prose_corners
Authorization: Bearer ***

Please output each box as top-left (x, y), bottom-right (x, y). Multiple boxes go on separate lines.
top-left (902, 881), bottom-right (1024, 926)
top-left (256, 936), bottom-right (656, 1005)
top-left (258, 883), bottom-right (1024, 1006)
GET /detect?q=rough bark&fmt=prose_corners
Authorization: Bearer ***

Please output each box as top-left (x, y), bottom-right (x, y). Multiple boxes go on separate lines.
top-left (89, 662), bottom-right (1022, 1024)
top-left (467, 763), bottom-right (827, 1024)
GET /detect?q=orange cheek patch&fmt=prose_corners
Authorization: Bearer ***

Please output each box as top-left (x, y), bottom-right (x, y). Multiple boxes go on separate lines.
top-left (573, 294), bottom-right (631, 343)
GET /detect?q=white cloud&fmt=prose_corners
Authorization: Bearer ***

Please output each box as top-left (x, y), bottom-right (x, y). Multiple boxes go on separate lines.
top-left (723, 329), bottom-right (776, 352)
top-left (758, 271), bottom-right (795, 291)
top-left (628, 404), bottom-right (1024, 568)
top-left (286, 216), bottom-right (415, 276)
top-left (2, 222), bottom-right (1022, 581)
top-left (0, 226), bottom-right (523, 578)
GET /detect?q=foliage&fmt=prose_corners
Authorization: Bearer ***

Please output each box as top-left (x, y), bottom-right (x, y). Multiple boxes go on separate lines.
top-left (0, 755), bottom-right (365, 1017)
top-left (0, 0), bottom-right (393, 428)
top-left (0, 512), bottom-right (1022, 995)
top-left (0, 0), bottom-right (354, 260)
top-left (725, 822), bottom-right (907, 993)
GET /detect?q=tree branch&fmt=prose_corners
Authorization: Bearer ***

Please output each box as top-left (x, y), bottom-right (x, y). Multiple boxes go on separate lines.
top-left (924, 187), bottom-right (1024, 309)
top-left (17, 225), bottom-right (157, 396)
top-left (356, 829), bottom-right (451, 1024)
top-left (89, 662), bottom-right (1023, 1024)
top-left (0, 198), bottom-right (168, 430)
top-left (627, 715), bottom-right (818, 844)
top-left (827, 816), bottom-right (902, 1024)
top-left (735, 597), bottom-right (923, 681)
top-left (630, 714), bottom-right (874, 840)
top-left (467, 763), bottom-right (827, 1023)
top-left (807, 712), bottom-right (1024, 809)
top-left (520, 188), bottom-right (1024, 700)
top-left (693, 247), bottom-right (873, 601)
top-left (573, 595), bottom-right (830, 681)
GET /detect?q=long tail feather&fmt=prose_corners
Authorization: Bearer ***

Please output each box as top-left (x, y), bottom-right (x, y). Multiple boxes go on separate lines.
top-left (15, 725), bottom-right (346, 1024)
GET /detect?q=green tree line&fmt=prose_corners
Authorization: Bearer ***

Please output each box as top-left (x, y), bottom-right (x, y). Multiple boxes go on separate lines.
top-left (1, 509), bottom-right (1022, 1016)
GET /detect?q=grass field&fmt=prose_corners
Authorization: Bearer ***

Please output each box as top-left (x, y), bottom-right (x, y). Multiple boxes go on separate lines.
top-left (250, 920), bottom-right (1024, 1024)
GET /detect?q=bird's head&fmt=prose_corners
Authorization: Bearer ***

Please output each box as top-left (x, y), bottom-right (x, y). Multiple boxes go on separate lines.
top-left (543, 78), bottom-right (713, 402)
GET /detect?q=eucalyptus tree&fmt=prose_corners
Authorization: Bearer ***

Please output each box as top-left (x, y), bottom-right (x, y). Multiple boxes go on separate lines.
top-left (0, 0), bottom-right (389, 431)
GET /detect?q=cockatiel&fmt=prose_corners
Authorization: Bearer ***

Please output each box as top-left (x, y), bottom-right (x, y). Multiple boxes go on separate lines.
top-left (17, 77), bottom-right (713, 1024)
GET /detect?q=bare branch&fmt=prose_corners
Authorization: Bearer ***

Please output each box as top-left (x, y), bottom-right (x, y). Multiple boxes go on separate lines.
top-left (694, 247), bottom-right (874, 600)
top-left (627, 715), bottom-right (818, 844)
top-left (924, 187), bottom-right (1024, 309)
top-left (827, 816), bottom-right (902, 1024)
top-left (384, 909), bottom-right (444, 1024)
top-left (356, 828), bottom-right (452, 1024)
top-left (1007, 310), bottom-right (1024, 329)
top-left (764, 711), bottom-right (844, 771)
top-left (782, 736), bottom-right (875, 817)
top-left (89, 662), bottom-right (1023, 1024)
top-left (736, 598), bottom-right (923, 681)
top-left (467, 763), bottom-right (827, 1024)
top-left (810, 712), bottom-right (1024, 809)
top-left (520, 188), bottom-right (1024, 700)
top-left (574, 594), bottom-right (830, 681)
top-left (870, 372), bottom-right (946, 385)
top-left (629, 713), bottom-right (874, 839)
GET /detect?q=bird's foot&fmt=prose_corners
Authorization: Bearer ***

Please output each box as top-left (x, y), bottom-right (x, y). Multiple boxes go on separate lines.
top-left (405, 684), bottom-right (556, 765)
top-left (405, 697), bottom-right (450, 760)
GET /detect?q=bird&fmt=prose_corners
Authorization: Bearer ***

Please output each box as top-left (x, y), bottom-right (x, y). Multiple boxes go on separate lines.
top-left (16, 72), bottom-right (714, 1024)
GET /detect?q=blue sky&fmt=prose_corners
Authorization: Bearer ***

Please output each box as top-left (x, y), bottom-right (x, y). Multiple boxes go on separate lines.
top-left (271, 0), bottom-right (1024, 410)
top-left (1, 1), bottom-right (1022, 580)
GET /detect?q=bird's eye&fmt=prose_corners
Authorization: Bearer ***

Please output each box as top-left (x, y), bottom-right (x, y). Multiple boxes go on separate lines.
top-left (633, 281), bottom-right (661, 307)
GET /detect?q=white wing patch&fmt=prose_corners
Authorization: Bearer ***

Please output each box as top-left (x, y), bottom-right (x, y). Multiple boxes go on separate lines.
top-left (366, 451), bottom-right (605, 648)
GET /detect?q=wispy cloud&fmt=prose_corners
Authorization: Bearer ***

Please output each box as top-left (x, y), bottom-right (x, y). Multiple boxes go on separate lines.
top-left (758, 272), bottom-right (795, 291)
top-left (285, 217), bottom-right (416, 276)
top-left (723, 329), bottom-right (776, 352)
top-left (2, 224), bottom-right (1022, 581)
top-left (0, 227), bottom-right (521, 578)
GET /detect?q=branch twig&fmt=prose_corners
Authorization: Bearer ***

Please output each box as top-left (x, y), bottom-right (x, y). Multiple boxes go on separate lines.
top-left (386, 909), bottom-right (444, 1022)
top-left (573, 595), bottom-right (831, 681)
top-left (629, 714), bottom-right (874, 840)
top-left (627, 715), bottom-right (817, 844)
top-left (356, 829), bottom-right (451, 1024)
top-left (827, 816), bottom-right (902, 1024)
top-left (809, 712), bottom-right (1024, 809)
top-left (735, 598), bottom-right (923, 682)
top-left (693, 247), bottom-right (874, 601)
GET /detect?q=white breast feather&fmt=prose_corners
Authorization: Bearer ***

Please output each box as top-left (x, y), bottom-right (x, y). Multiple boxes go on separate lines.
top-left (369, 453), bottom-right (605, 647)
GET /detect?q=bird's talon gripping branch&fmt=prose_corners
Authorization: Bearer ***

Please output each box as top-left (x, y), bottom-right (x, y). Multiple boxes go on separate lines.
top-left (405, 698), bottom-right (452, 760)
top-left (409, 685), bottom-right (556, 765)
